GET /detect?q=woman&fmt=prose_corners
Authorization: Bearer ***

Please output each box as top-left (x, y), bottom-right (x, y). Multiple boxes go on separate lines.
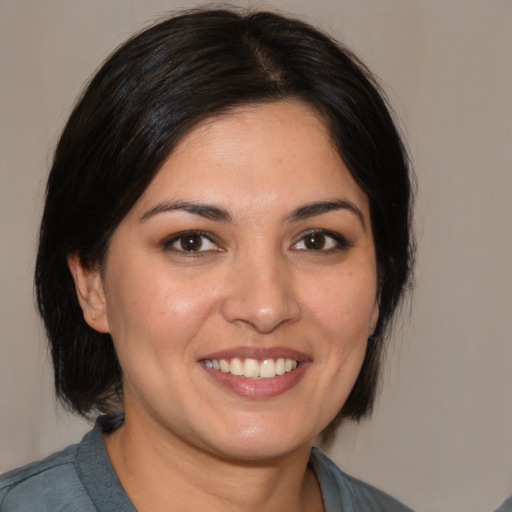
top-left (0, 8), bottom-right (414, 511)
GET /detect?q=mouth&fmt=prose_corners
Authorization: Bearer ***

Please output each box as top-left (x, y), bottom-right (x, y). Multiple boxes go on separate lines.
top-left (198, 347), bottom-right (309, 399)
top-left (201, 357), bottom-right (299, 379)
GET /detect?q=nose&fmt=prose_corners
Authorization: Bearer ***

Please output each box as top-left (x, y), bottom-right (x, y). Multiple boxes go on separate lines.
top-left (220, 251), bottom-right (301, 334)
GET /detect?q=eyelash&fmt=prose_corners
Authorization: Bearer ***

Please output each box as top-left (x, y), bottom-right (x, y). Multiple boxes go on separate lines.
top-left (162, 229), bottom-right (350, 255)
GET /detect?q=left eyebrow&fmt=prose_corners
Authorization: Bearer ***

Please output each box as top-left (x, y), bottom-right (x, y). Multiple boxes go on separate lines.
top-left (286, 200), bottom-right (366, 230)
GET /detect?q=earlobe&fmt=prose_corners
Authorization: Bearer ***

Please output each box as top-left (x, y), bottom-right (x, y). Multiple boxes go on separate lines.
top-left (67, 252), bottom-right (110, 333)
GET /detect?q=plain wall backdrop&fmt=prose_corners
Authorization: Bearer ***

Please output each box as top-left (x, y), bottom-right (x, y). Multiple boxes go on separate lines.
top-left (1, 1), bottom-right (511, 511)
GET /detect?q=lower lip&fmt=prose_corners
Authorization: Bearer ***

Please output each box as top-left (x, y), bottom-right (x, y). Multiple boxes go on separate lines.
top-left (201, 362), bottom-right (309, 399)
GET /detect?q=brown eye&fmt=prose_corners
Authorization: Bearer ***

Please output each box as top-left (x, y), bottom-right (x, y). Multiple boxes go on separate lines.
top-left (180, 234), bottom-right (204, 251)
top-left (292, 230), bottom-right (348, 252)
top-left (165, 231), bottom-right (219, 253)
top-left (303, 233), bottom-right (327, 250)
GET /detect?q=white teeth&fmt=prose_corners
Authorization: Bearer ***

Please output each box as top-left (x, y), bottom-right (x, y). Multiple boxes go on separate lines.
top-left (243, 358), bottom-right (260, 378)
top-left (275, 358), bottom-right (285, 375)
top-left (259, 359), bottom-right (276, 378)
top-left (203, 357), bottom-right (299, 379)
top-left (230, 357), bottom-right (244, 376)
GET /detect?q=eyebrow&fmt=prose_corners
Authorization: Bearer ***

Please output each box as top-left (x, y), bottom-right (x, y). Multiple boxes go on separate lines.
top-left (140, 198), bottom-right (365, 229)
top-left (140, 201), bottom-right (231, 222)
top-left (286, 200), bottom-right (366, 230)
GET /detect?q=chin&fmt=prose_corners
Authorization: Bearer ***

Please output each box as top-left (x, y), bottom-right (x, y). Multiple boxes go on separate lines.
top-left (203, 419), bottom-right (316, 463)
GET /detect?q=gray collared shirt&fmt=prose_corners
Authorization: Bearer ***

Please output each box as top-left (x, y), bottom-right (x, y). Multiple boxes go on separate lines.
top-left (1, 416), bottom-right (413, 511)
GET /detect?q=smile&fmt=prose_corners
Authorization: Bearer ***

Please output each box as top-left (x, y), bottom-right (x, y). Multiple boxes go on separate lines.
top-left (202, 357), bottom-right (299, 379)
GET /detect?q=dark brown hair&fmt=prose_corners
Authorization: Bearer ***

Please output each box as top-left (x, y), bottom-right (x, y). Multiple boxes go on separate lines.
top-left (35, 7), bottom-right (414, 441)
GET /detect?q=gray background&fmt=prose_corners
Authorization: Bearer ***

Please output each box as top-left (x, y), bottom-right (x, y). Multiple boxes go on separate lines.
top-left (1, 1), bottom-right (511, 511)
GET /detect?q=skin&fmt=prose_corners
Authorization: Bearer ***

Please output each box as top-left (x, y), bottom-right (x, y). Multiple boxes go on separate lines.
top-left (68, 100), bottom-right (379, 512)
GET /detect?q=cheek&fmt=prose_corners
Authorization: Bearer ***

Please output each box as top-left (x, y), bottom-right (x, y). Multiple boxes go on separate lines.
top-left (301, 265), bottom-right (377, 399)
top-left (103, 268), bottom-right (218, 404)
top-left (305, 269), bottom-right (377, 339)
top-left (104, 262), bottom-right (219, 355)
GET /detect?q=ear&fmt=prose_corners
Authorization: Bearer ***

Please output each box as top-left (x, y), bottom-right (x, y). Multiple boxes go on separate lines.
top-left (67, 252), bottom-right (110, 333)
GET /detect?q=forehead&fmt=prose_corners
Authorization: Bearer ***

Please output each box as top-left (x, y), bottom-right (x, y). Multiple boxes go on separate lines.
top-left (133, 100), bottom-right (368, 217)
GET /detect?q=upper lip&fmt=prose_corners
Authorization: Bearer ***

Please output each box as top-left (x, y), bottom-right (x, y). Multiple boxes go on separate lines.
top-left (199, 346), bottom-right (310, 362)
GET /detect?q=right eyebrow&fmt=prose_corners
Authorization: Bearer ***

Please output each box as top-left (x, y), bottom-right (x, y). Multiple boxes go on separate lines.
top-left (140, 200), bottom-right (232, 222)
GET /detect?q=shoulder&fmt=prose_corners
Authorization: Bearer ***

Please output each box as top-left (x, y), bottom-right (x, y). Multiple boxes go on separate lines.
top-left (310, 447), bottom-right (414, 512)
top-left (0, 443), bottom-right (95, 511)
top-left (494, 495), bottom-right (512, 512)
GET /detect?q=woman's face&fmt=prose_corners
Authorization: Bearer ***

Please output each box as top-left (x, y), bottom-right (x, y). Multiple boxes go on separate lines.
top-left (85, 100), bottom-right (378, 460)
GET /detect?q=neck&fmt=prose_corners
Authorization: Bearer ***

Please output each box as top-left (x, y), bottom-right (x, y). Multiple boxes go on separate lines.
top-left (104, 411), bottom-right (324, 512)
